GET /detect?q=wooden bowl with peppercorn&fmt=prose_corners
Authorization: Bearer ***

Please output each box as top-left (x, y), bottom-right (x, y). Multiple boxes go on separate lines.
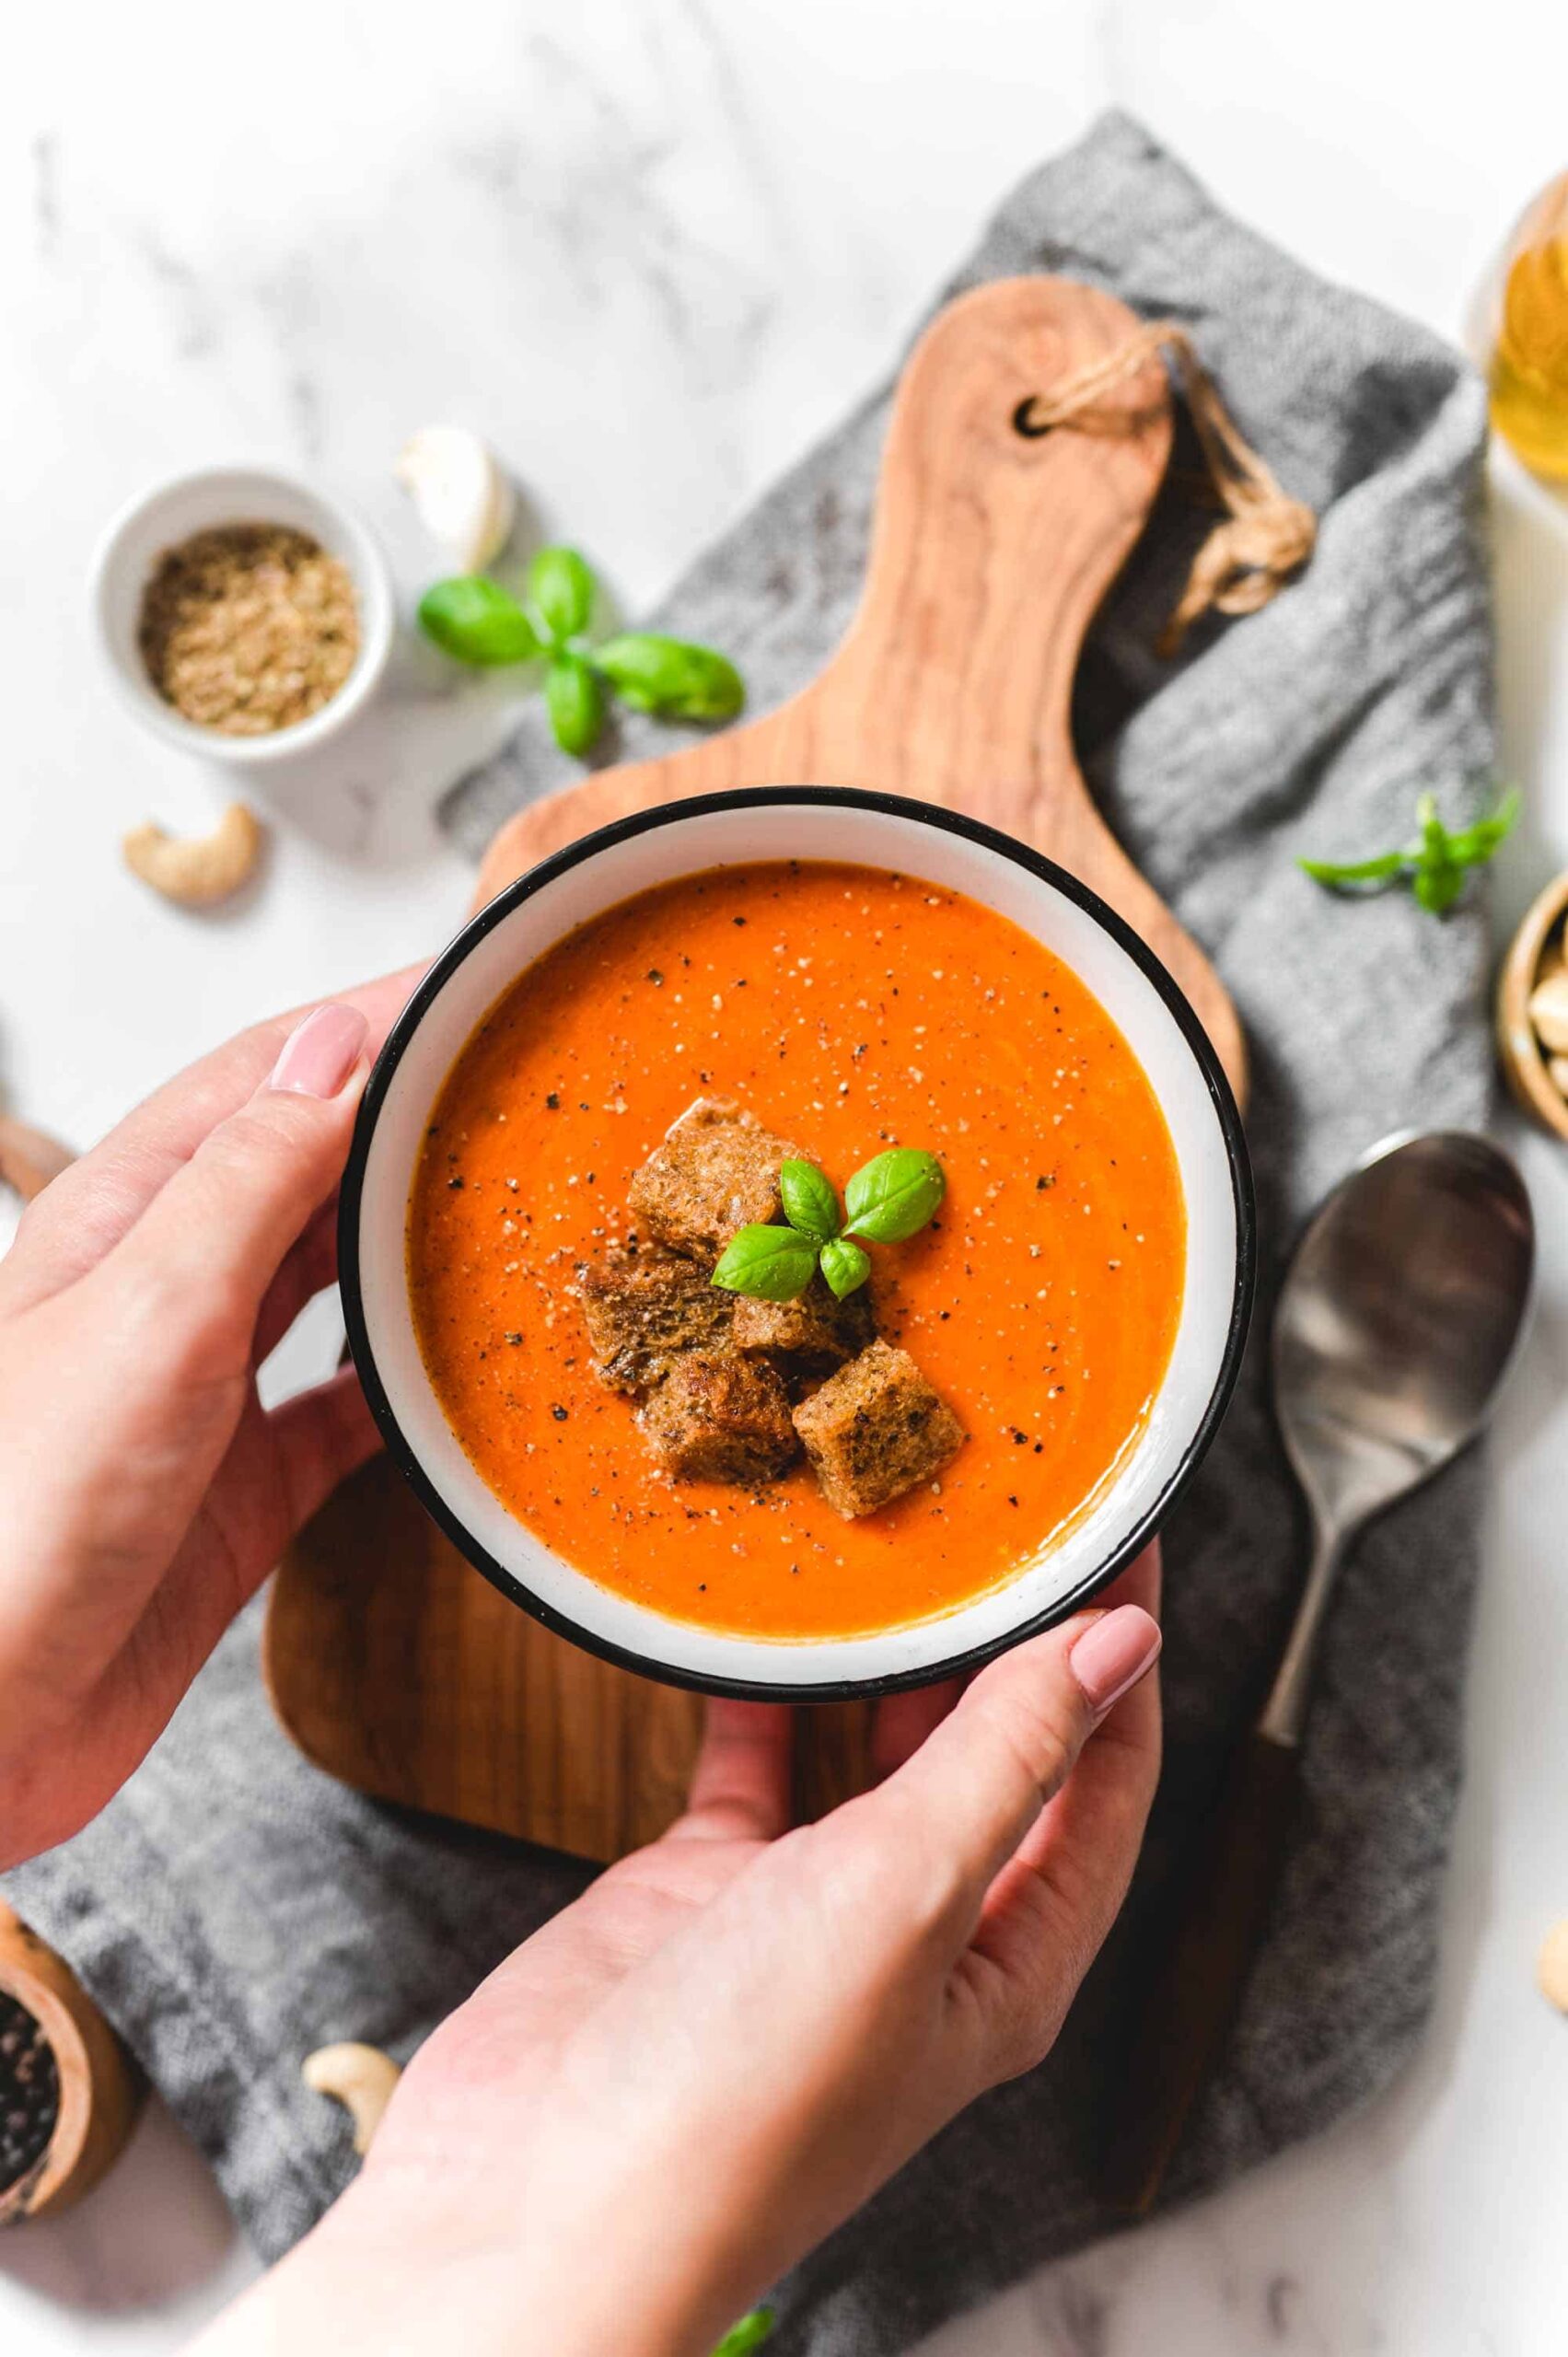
top-left (90, 464), bottom-right (395, 764)
top-left (0, 1903), bottom-right (141, 2225)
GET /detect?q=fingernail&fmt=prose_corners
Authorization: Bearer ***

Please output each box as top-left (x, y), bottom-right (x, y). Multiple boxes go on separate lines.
top-left (1070, 1606), bottom-right (1162, 1718)
top-left (268, 1004), bottom-right (367, 1099)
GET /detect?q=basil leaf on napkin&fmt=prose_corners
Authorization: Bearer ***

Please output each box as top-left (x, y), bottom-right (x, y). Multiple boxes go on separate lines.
top-left (544, 653), bottom-right (604, 758)
top-left (417, 577), bottom-right (540, 666)
top-left (528, 545), bottom-right (595, 642)
top-left (593, 633), bottom-right (746, 722)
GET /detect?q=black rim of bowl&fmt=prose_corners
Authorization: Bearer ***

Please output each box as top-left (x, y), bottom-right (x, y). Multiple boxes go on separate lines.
top-left (338, 785), bottom-right (1256, 1702)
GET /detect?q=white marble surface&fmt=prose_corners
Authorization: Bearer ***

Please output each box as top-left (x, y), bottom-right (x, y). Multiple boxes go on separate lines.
top-left (6, 2), bottom-right (1568, 2349)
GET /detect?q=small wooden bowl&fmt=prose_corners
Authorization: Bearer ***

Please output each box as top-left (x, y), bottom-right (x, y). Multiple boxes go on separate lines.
top-left (0, 1903), bottom-right (142, 2224)
top-left (1497, 869), bottom-right (1568, 1144)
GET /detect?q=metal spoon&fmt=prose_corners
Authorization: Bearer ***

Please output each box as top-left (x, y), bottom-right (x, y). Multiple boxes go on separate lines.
top-left (1260, 1129), bottom-right (1533, 1741)
top-left (1107, 1129), bottom-right (1534, 2213)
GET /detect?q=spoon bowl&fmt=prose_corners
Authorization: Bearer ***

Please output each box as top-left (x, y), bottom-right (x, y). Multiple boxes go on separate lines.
top-left (1272, 1130), bottom-right (1535, 1537)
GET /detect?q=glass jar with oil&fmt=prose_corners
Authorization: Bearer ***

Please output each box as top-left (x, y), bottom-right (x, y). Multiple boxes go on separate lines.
top-left (1485, 175), bottom-right (1568, 481)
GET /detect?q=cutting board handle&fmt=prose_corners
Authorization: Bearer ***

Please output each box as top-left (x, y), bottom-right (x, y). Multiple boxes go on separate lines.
top-left (476, 276), bottom-right (1243, 1094)
top-left (813, 277), bottom-right (1173, 833)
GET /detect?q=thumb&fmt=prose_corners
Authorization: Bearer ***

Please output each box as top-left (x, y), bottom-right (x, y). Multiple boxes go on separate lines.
top-left (834, 1602), bottom-right (1163, 1950)
top-left (99, 1004), bottom-right (369, 1371)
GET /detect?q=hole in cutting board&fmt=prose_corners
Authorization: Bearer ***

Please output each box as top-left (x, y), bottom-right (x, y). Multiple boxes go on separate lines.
top-left (1011, 396), bottom-right (1056, 439)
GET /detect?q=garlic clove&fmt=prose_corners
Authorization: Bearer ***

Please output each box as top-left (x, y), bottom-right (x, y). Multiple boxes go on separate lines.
top-left (1527, 970), bottom-right (1568, 1054)
top-left (395, 426), bottom-right (516, 574)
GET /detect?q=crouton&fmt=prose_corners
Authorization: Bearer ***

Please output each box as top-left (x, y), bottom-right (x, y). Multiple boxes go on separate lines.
top-left (791, 1340), bottom-right (964, 1519)
top-left (629, 1097), bottom-right (803, 1261)
top-left (732, 1273), bottom-right (876, 1377)
top-left (580, 1245), bottom-right (734, 1395)
top-left (641, 1353), bottom-right (799, 1486)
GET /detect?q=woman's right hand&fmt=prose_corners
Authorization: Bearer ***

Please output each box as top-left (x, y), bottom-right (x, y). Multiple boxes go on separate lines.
top-left (205, 1550), bottom-right (1162, 2357)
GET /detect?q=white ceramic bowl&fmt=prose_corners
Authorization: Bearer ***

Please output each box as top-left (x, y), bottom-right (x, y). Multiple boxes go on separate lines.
top-left (90, 464), bottom-right (396, 765)
top-left (342, 789), bottom-right (1254, 1701)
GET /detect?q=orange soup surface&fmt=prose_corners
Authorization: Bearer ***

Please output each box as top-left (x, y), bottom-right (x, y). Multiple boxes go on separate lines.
top-left (408, 862), bottom-right (1185, 1640)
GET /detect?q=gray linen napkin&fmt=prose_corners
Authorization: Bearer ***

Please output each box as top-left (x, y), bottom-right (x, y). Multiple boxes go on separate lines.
top-left (6, 111), bottom-right (1494, 2353)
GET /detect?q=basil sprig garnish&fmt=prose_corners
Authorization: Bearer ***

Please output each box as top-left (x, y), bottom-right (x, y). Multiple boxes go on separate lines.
top-left (712, 1149), bottom-right (945, 1305)
top-left (843, 1149), bottom-right (947, 1242)
top-left (778, 1158), bottom-right (841, 1244)
top-left (819, 1236), bottom-right (872, 1300)
top-left (1299, 785), bottom-right (1518, 915)
top-left (710, 1225), bottom-right (820, 1304)
top-left (416, 544), bottom-right (744, 758)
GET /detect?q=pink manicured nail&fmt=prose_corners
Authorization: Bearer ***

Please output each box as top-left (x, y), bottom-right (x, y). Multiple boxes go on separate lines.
top-left (1070, 1605), bottom-right (1162, 1718)
top-left (268, 1004), bottom-right (368, 1099)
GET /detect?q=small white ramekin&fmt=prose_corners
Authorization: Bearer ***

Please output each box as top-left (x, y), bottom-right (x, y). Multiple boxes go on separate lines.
top-left (89, 464), bottom-right (397, 766)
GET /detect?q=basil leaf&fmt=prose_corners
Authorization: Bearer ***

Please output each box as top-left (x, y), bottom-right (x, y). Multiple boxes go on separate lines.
top-left (1447, 785), bottom-right (1521, 863)
top-left (418, 576), bottom-right (540, 667)
top-left (1299, 784), bottom-right (1517, 912)
top-left (711, 2312), bottom-right (775, 2357)
top-left (528, 545), bottom-right (595, 642)
top-left (545, 652), bottom-right (604, 756)
top-left (710, 1225), bottom-right (819, 1303)
top-left (593, 633), bottom-right (745, 723)
top-left (779, 1158), bottom-right (841, 1243)
top-left (843, 1148), bottom-right (946, 1244)
top-left (819, 1236), bottom-right (871, 1299)
top-left (1297, 851), bottom-right (1407, 888)
top-left (1413, 858), bottom-right (1466, 914)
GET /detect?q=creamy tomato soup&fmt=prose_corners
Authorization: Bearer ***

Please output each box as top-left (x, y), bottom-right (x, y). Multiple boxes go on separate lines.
top-left (407, 861), bottom-right (1184, 1641)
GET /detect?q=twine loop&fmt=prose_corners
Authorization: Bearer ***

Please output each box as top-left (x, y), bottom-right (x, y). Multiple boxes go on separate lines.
top-left (1021, 319), bottom-right (1316, 655)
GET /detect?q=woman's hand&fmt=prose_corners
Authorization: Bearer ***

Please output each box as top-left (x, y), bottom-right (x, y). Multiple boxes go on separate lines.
top-left (215, 1554), bottom-right (1161, 2357)
top-left (0, 980), bottom-right (413, 1867)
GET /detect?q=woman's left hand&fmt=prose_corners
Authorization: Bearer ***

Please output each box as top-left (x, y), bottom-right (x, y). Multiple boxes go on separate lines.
top-left (0, 978), bottom-right (414, 1867)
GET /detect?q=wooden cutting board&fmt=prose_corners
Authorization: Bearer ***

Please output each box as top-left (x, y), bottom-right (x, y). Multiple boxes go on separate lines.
top-left (266, 275), bottom-right (1245, 1864)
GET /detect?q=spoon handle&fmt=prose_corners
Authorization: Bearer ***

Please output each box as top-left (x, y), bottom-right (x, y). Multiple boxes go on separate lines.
top-left (1100, 1724), bottom-right (1302, 2215)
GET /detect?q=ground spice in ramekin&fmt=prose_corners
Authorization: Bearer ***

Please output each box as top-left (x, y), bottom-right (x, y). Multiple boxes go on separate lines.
top-left (138, 522), bottom-right (360, 737)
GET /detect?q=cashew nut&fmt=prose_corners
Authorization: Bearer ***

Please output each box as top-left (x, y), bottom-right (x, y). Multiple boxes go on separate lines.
top-left (1527, 969), bottom-right (1568, 1055)
top-left (0, 1117), bottom-right (74, 1203)
top-left (122, 802), bottom-right (263, 908)
top-left (1539, 1921), bottom-right (1568, 2013)
top-left (302, 2042), bottom-right (401, 2155)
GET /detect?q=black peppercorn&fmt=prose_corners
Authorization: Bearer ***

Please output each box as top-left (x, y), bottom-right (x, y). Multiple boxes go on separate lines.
top-left (0, 1991), bottom-right (59, 2200)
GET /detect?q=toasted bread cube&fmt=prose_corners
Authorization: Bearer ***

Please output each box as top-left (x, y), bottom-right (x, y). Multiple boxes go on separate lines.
top-left (732, 1274), bottom-right (876, 1377)
top-left (792, 1340), bottom-right (964, 1519)
top-left (580, 1245), bottom-right (734, 1396)
top-left (641, 1353), bottom-right (799, 1486)
top-left (629, 1097), bottom-right (803, 1261)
